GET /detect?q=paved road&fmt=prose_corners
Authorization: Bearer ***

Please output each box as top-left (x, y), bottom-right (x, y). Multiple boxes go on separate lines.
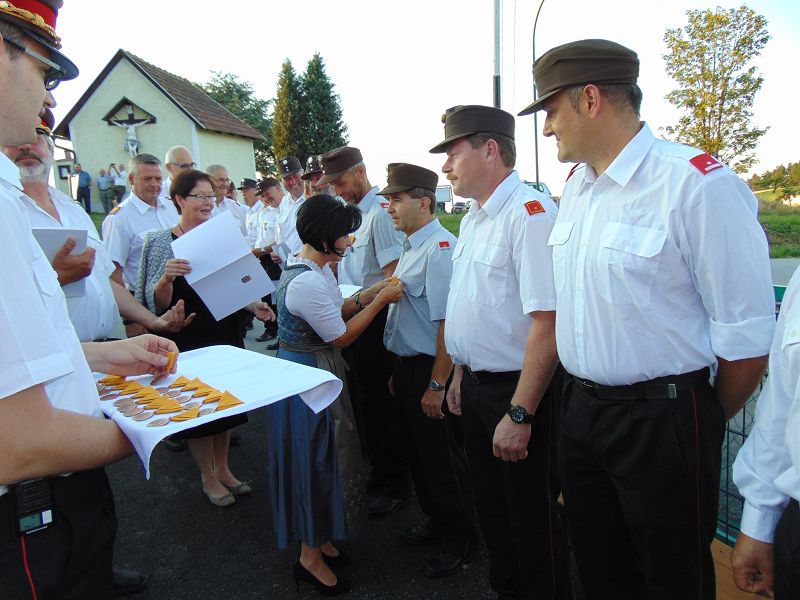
top-left (109, 325), bottom-right (496, 600)
top-left (771, 258), bottom-right (800, 286)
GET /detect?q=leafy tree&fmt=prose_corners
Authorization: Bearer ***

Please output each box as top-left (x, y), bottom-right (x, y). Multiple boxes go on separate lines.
top-left (272, 59), bottom-right (306, 165)
top-left (202, 72), bottom-right (274, 175)
top-left (663, 6), bottom-right (770, 173)
top-left (300, 52), bottom-right (348, 158)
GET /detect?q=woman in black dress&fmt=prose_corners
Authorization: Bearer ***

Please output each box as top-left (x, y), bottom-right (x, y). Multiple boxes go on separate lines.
top-left (136, 169), bottom-right (274, 507)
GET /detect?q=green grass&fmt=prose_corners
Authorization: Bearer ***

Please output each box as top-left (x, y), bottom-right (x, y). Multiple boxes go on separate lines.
top-left (90, 212), bottom-right (104, 235)
top-left (437, 211), bottom-right (464, 236)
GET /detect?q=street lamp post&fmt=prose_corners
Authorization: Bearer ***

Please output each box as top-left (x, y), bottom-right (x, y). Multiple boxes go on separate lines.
top-left (532, 0), bottom-right (546, 186)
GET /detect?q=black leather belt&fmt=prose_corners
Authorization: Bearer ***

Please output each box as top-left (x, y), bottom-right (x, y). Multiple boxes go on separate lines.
top-left (462, 365), bottom-right (520, 385)
top-left (575, 368), bottom-right (710, 400)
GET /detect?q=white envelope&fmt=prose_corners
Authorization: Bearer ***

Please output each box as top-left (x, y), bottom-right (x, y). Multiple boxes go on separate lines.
top-left (31, 228), bottom-right (88, 297)
top-left (171, 212), bottom-right (275, 320)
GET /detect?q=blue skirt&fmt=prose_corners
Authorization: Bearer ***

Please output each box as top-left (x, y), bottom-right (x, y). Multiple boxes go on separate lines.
top-left (265, 347), bottom-right (366, 549)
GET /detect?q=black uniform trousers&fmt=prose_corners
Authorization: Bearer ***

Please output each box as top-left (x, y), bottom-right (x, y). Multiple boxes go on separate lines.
top-left (559, 372), bottom-right (724, 600)
top-left (460, 369), bottom-right (566, 599)
top-left (342, 306), bottom-right (409, 499)
top-left (393, 354), bottom-right (478, 556)
top-left (0, 468), bottom-right (117, 600)
top-left (775, 499), bottom-right (800, 599)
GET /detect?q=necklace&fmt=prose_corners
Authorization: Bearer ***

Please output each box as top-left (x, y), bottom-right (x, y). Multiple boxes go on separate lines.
top-left (177, 223), bottom-right (185, 235)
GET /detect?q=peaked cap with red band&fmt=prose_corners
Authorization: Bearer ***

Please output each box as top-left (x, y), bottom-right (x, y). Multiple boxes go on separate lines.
top-left (0, 0), bottom-right (79, 82)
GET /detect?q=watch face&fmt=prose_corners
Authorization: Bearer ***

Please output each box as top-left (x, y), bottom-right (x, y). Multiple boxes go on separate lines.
top-left (508, 405), bottom-right (529, 423)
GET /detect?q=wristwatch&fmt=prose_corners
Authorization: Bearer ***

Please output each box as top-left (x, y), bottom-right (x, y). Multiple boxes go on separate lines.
top-left (429, 379), bottom-right (446, 392)
top-left (507, 404), bottom-right (534, 424)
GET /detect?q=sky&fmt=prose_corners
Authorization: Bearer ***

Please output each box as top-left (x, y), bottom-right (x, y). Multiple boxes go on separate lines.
top-left (52, 0), bottom-right (799, 197)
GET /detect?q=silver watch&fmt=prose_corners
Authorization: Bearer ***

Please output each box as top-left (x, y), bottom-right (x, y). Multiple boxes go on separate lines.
top-left (429, 379), bottom-right (446, 392)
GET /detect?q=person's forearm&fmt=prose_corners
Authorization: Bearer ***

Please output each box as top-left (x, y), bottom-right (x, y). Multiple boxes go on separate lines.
top-left (510, 311), bottom-right (558, 414)
top-left (333, 300), bottom-right (385, 348)
top-left (111, 280), bottom-right (157, 328)
top-left (715, 355), bottom-right (768, 420)
top-left (153, 277), bottom-right (173, 314)
top-left (0, 385), bottom-right (133, 484)
top-left (431, 322), bottom-right (454, 384)
top-left (381, 260), bottom-right (398, 279)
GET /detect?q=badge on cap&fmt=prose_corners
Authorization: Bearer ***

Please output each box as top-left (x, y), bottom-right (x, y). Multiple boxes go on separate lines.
top-left (689, 153), bottom-right (723, 175)
top-left (524, 200), bottom-right (545, 216)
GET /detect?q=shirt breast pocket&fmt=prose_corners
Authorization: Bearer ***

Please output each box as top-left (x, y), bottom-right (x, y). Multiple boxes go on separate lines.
top-left (32, 254), bottom-right (62, 298)
top-left (547, 221), bottom-right (574, 294)
top-left (467, 244), bottom-right (510, 308)
top-left (597, 222), bottom-right (667, 306)
top-left (402, 277), bottom-right (425, 299)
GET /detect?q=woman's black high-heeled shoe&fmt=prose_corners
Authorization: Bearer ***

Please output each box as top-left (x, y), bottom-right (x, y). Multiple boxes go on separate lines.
top-left (322, 549), bottom-right (352, 568)
top-left (293, 561), bottom-right (351, 596)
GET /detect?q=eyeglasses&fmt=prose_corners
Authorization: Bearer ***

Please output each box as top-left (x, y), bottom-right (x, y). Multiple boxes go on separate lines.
top-left (185, 193), bottom-right (216, 201)
top-left (170, 162), bottom-right (196, 169)
top-left (4, 38), bottom-right (66, 91)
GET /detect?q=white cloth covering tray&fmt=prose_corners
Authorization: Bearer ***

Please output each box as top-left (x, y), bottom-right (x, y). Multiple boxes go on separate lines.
top-left (96, 345), bottom-right (342, 478)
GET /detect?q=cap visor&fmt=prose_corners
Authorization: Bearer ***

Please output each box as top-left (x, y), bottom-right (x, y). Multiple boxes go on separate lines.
top-left (317, 169), bottom-right (346, 186)
top-left (429, 130), bottom-right (476, 154)
top-left (301, 171), bottom-right (320, 181)
top-left (377, 184), bottom-right (412, 196)
top-left (517, 89), bottom-right (561, 116)
top-left (24, 30), bottom-right (79, 82)
top-left (281, 168), bottom-right (301, 177)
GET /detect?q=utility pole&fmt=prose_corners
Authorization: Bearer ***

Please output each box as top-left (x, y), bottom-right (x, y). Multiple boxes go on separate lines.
top-left (532, 0), bottom-right (546, 185)
top-left (493, 0), bottom-right (501, 108)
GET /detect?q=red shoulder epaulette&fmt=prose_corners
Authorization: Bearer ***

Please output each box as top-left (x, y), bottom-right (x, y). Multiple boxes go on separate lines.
top-left (689, 153), bottom-right (723, 175)
top-left (565, 163), bottom-right (580, 181)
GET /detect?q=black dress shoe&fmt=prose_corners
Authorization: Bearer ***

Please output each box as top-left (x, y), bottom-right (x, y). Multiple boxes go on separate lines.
top-left (423, 551), bottom-right (471, 579)
top-left (367, 495), bottom-right (407, 518)
top-left (400, 523), bottom-right (441, 546)
top-left (365, 474), bottom-right (383, 494)
top-left (255, 330), bottom-right (275, 342)
top-left (266, 340), bottom-right (279, 351)
top-left (163, 436), bottom-right (185, 452)
top-left (322, 549), bottom-right (352, 567)
top-left (293, 561), bottom-right (351, 596)
top-left (113, 566), bottom-right (149, 597)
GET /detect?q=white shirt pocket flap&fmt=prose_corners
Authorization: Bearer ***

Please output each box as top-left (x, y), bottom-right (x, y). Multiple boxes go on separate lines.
top-left (547, 221), bottom-right (575, 247)
top-left (473, 245), bottom-right (510, 268)
top-left (600, 223), bottom-right (667, 258)
top-left (402, 278), bottom-right (425, 298)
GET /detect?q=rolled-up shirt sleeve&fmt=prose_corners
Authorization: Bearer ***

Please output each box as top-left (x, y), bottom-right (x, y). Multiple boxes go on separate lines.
top-left (733, 302), bottom-right (800, 542)
top-left (684, 175), bottom-right (775, 360)
top-left (515, 207), bottom-right (557, 315)
top-left (372, 211), bottom-right (403, 269)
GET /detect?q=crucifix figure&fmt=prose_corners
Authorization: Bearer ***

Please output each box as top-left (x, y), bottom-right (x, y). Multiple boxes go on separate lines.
top-left (110, 104), bottom-right (154, 156)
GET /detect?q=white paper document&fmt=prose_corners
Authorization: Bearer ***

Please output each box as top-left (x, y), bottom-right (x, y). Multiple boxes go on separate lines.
top-left (274, 242), bottom-right (291, 267)
top-left (97, 345), bottom-right (343, 478)
top-left (339, 284), bottom-right (361, 299)
top-left (171, 212), bottom-right (275, 320)
top-left (31, 227), bottom-right (88, 297)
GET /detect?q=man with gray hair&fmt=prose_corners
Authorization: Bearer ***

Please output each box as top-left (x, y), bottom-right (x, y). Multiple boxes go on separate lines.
top-left (206, 163), bottom-right (247, 238)
top-left (102, 153), bottom-right (178, 292)
top-left (161, 145), bottom-right (195, 199)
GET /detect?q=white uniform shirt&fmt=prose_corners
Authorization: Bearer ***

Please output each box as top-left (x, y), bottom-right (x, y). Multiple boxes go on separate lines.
top-left (339, 187), bottom-right (403, 288)
top-left (102, 192), bottom-right (179, 289)
top-left (284, 256), bottom-right (347, 342)
top-left (159, 177), bottom-right (172, 203)
top-left (0, 154), bottom-right (102, 496)
top-left (211, 197), bottom-right (248, 238)
top-left (113, 169), bottom-right (127, 186)
top-left (384, 219), bottom-right (456, 358)
top-left (550, 124), bottom-right (775, 385)
top-left (245, 202), bottom-right (263, 248)
top-left (255, 204), bottom-right (279, 251)
top-left (733, 266), bottom-right (800, 543)
top-left (277, 194), bottom-right (306, 254)
top-left (20, 187), bottom-right (119, 341)
top-left (445, 171), bottom-right (557, 372)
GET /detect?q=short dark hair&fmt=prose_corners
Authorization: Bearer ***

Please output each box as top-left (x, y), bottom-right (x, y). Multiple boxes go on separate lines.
top-left (567, 83), bottom-right (643, 116)
top-left (296, 194), bottom-right (362, 257)
top-left (170, 169), bottom-right (213, 214)
top-left (0, 22), bottom-right (23, 59)
top-left (257, 177), bottom-right (281, 192)
top-left (465, 132), bottom-right (516, 168)
top-left (406, 187), bottom-right (437, 214)
top-left (129, 153), bottom-right (161, 176)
